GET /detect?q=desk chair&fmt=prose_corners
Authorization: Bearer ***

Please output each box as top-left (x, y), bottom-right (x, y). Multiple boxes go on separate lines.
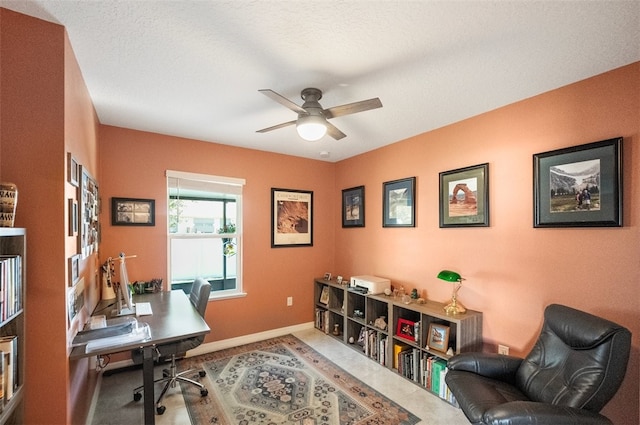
top-left (132, 278), bottom-right (211, 415)
top-left (445, 304), bottom-right (631, 425)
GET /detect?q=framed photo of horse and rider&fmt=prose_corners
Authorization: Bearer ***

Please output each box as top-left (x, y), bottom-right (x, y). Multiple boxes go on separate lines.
top-left (438, 137), bottom-right (622, 228)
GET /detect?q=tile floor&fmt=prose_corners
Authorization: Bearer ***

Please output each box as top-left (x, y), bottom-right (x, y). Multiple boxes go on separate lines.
top-left (104, 328), bottom-right (470, 425)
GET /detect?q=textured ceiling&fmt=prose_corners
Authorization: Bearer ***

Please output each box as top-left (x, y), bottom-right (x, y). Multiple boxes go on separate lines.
top-left (2, 1), bottom-right (639, 162)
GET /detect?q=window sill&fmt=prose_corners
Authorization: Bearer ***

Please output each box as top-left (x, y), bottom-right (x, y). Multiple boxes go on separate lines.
top-left (209, 291), bottom-right (247, 301)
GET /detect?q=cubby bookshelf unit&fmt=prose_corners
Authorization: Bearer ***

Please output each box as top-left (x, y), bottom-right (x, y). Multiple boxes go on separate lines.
top-left (0, 228), bottom-right (25, 424)
top-left (313, 278), bottom-right (482, 404)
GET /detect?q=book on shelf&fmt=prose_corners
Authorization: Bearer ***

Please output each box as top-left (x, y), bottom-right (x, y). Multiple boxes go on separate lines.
top-left (0, 255), bottom-right (22, 322)
top-left (0, 336), bottom-right (17, 401)
top-left (0, 349), bottom-right (4, 412)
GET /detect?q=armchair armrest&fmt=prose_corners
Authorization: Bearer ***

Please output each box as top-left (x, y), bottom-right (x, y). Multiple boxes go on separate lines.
top-left (485, 401), bottom-right (613, 425)
top-left (447, 353), bottom-right (523, 384)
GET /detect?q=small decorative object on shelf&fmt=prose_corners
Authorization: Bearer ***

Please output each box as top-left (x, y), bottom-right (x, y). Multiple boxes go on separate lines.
top-left (336, 275), bottom-right (343, 284)
top-left (333, 324), bottom-right (340, 336)
top-left (323, 272), bottom-right (332, 281)
top-left (437, 270), bottom-right (467, 315)
top-left (374, 316), bottom-right (387, 331)
top-left (0, 183), bottom-right (18, 227)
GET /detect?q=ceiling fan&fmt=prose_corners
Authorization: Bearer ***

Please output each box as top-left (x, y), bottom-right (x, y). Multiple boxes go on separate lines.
top-left (256, 88), bottom-right (382, 141)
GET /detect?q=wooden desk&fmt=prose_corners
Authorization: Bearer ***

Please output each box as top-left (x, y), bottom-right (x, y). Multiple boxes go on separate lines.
top-left (70, 290), bottom-right (210, 425)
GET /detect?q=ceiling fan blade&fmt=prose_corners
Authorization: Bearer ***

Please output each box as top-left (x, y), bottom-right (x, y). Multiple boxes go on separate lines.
top-left (256, 119), bottom-right (296, 133)
top-left (325, 121), bottom-right (346, 140)
top-left (259, 89), bottom-right (307, 114)
top-left (323, 97), bottom-right (382, 119)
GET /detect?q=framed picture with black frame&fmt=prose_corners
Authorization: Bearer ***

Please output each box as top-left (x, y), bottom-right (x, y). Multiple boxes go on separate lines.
top-left (111, 197), bottom-right (156, 226)
top-left (342, 185), bottom-right (365, 228)
top-left (383, 177), bottom-right (416, 227)
top-left (439, 163), bottom-right (489, 227)
top-left (533, 137), bottom-right (622, 227)
top-left (271, 188), bottom-right (313, 247)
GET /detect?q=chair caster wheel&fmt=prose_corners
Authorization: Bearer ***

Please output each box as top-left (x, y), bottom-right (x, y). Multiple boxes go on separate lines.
top-left (133, 392), bottom-right (142, 402)
top-left (199, 370), bottom-right (206, 377)
top-left (200, 388), bottom-right (208, 397)
top-left (156, 405), bottom-right (166, 415)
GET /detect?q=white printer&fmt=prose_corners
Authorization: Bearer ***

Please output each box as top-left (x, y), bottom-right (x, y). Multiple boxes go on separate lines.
top-left (349, 275), bottom-right (391, 295)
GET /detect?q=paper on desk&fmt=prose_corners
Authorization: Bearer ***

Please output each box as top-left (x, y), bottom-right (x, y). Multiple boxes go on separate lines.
top-left (85, 321), bottom-right (151, 353)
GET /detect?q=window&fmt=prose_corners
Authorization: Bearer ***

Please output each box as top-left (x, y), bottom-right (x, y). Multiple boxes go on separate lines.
top-left (167, 170), bottom-right (245, 299)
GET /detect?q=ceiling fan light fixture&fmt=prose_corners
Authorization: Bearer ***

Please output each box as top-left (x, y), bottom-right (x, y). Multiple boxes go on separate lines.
top-left (296, 114), bottom-right (326, 141)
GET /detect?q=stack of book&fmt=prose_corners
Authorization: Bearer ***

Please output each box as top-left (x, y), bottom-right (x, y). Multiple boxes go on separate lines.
top-left (393, 342), bottom-right (458, 406)
top-left (0, 255), bottom-right (22, 322)
top-left (314, 308), bottom-right (330, 334)
top-left (359, 328), bottom-right (388, 366)
top-left (0, 335), bottom-right (18, 412)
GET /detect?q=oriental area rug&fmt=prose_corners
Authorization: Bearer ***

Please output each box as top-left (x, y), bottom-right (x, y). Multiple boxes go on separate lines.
top-left (178, 334), bottom-right (420, 425)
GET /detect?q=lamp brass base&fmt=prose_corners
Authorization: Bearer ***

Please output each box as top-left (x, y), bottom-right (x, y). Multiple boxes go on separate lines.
top-left (444, 300), bottom-right (466, 315)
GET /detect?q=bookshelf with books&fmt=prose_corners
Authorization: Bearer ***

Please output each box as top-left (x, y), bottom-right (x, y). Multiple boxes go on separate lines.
top-left (313, 277), bottom-right (482, 405)
top-left (0, 228), bottom-right (25, 424)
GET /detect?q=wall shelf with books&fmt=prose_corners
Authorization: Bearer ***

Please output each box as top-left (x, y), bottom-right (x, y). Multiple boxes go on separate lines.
top-left (313, 278), bottom-right (482, 405)
top-left (0, 228), bottom-right (25, 424)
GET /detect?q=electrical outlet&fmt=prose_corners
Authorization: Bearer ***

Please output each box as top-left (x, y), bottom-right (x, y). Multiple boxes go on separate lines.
top-left (287, 296), bottom-right (293, 306)
top-left (498, 344), bottom-right (510, 355)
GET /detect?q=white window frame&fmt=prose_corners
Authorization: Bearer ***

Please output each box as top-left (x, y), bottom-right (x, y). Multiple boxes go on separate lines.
top-left (166, 170), bottom-right (246, 300)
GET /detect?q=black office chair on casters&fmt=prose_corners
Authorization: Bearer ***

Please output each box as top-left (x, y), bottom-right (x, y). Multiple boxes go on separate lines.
top-left (132, 278), bottom-right (211, 415)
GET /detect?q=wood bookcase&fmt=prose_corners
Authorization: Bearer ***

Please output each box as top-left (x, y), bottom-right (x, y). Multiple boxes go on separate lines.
top-left (314, 277), bottom-right (482, 404)
top-left (0, 228), bottom-right (25, 424)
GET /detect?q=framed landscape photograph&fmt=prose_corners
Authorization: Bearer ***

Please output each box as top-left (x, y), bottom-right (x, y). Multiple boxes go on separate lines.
top-left (533, 137), bottom-right (622, 227)
top-left (427, 323), bottom-right (450, 353)
top-left (342, 185), bottom-right (365, 228)
top-left (111, 197), bottom-right (155, 226)
top-left (383, 177), bottom-right (416, 227)
top-left (439, 163), bottom-right (489, 227)
top-left (271, 188), bottom-right (313, 247)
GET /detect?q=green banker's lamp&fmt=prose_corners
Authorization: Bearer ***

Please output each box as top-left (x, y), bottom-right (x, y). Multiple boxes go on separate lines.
top-left (437, 270), bottom-right (466, 315)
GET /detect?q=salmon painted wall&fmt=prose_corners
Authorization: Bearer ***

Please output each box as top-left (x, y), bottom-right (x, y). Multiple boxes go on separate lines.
top-left (98, 127), bottom-right (335, 342)
top-left (64, 28), bottom-right (102, 425)
top-left (0, 9), bottom-right (68, 424)
top-left (0, 9), bottom-right (100, 424)
top-left (334, 63), bottom-right (639, 425)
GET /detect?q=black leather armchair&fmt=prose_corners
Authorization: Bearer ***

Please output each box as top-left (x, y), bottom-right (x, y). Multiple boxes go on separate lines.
top-left (445, 304), bottom-right (631, 425)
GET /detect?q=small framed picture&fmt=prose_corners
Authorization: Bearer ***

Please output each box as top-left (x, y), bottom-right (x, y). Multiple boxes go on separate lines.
top-left (396, 318), bottom-right (416, 341)
top-left (439, 163), bottom-right (489, 227)
top-left (383, 177), bottom-right (416, 227)
top-left (68, 198), bottom-right (78, 236)
top-left (67, 153), bottom-right (79, 187)
top-left (427, 323), bottom-right (450, 353)
top-left (336, 275), bottom-right (343, 284)
top-left (342, 185), bottom-right (365, 228)
top-left (111, 197), bottom-right (155, 226)
top-left (68, 254), bottom-right (80, 287)
top-left (533, 137), bottom-right (622, 227)
top-left (323, 272), bottom-right (332, 281)
top-left (319, 286), bottom-right (329, 305)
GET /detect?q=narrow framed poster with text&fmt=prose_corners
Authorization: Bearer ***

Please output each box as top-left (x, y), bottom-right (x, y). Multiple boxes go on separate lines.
top-left (271, 188), bottom-right (313, 247)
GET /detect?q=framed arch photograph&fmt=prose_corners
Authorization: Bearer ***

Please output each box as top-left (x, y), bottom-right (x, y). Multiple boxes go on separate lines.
top-left (439, 163), bottom-right (489, 227)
